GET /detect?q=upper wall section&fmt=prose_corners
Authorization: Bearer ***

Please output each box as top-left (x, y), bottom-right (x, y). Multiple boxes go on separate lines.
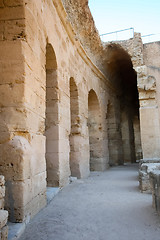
top-left (110, 33), bottom-right (144, 68)
top-left (143, 42), bottom-right (160, 67)
top-left (61, 0), bottom-right (104, 70)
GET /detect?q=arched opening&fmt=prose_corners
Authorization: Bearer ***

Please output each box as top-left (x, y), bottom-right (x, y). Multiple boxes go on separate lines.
top-left (69, 77), bottom-right (80, 177)
top-left (88, 90), bottom-right (103, 171)
top-left (45, 43), bottom-right (59, 186)
top-left (104, 43), bottom-right (142, 164)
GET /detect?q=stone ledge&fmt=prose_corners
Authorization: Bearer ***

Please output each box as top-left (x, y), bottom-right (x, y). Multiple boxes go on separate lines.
top-left (139, 158), bottom-right (160, 166)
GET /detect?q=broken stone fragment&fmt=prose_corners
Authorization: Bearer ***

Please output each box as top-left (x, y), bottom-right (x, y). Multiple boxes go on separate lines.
top-left (1, 225), bottom-right (8, 240)
top-left (0, 199), bottom-right (4, 210)
top-left (0, 210), bottom-right (8, 229)
top-left (0, 187), bottom-right (5, 200)
top-left (0, 176), bottom-right (5, 187)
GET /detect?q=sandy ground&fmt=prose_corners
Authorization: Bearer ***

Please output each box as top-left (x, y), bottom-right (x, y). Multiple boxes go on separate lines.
top-left (19, 164), bottom-right (160, 240)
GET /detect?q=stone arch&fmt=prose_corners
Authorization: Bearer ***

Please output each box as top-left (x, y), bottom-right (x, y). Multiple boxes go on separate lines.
top-left (45, 43), bottom-right (59, 186)
top-left (69, 77), bottom-right (81, 177)
top-left (105, 43), bottom-right (142, 164)
top-left (88, 89), bottom-right (103, 171)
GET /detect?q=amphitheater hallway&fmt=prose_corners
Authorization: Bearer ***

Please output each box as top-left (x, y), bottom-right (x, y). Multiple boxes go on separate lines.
top-left (0, 1), bottom-right (160, 239)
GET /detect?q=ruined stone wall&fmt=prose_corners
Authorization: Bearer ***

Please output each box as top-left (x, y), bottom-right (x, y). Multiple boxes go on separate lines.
top-left (0, 0), bottom-right (116, 222)
top-left (117, 33), bottom-right (144, 68)
top-left (1, 0), bottom-right (156, 225)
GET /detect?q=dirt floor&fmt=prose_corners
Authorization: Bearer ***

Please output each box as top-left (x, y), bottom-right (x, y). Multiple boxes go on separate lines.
top-left (19, 164), bottom-right (160, 240)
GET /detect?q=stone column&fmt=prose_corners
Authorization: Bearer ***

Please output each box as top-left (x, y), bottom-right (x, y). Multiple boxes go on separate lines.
top-left (137, 66), bottom-right (160, 159)
top-left (121, 108), bottom-right (136, 163)
top-left (107, 98), bottom-right (124, 166)
top-left (133, 116), bottom-right (143, 161)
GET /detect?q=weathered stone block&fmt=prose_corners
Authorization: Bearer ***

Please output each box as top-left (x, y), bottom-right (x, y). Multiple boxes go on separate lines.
top-left (5, 176), bottom-right (46, 222)
top-left (149, 170), bottom-right (160, 214)
top-left (139, 160), bottom-right (160, 193)
top-left (0, 0), bottom-right (4, 8)
top-left (0, 210), bottom-right (8, 229)
top-left (0, 136), bottom-right (32, 181)
top-left (1, 225), bottom-right (8, 240)
top-left (0, 177), bottom-right (4, 187)
top-left (0, 5), bottom-right (24, 20)
top-left (4, 0), bottom-right (24, 7)
top-left (0, 199), bottom-right (4, 210)
top-left (0, 187), bottom-right (5, 199)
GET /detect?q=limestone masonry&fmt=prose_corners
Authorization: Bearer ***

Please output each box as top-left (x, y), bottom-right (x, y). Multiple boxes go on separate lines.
top-left (0, 0), bottom-right (160, 230)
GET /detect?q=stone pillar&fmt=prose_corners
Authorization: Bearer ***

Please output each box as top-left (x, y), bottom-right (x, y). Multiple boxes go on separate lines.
top-left (121, 108), bottom-right (136, 163)
top-left (137, 66), bottom-right (160, 159)
top-left (107, 99), bottom-right (124, 166)
top-left (133, 116), bottom-right (143, 161)
top-left (150, 170), bottom-right (160, 214)
top-left (69, 114), bottom-right (90, 178)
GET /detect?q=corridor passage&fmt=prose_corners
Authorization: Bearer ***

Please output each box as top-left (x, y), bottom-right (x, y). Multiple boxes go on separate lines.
top-left (19, 164), bottom-right (160, 240)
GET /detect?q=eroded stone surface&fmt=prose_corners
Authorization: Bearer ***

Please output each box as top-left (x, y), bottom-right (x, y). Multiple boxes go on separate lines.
top-left (139, 160), bottom-right (160, 193)
top-left (0, 176), bottom-right (8, 240)
top-left (150, 170), bottom-right (160, 214)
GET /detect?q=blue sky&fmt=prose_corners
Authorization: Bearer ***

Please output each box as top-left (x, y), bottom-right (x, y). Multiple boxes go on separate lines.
top-left (88, 0), bottom-right (160, 43)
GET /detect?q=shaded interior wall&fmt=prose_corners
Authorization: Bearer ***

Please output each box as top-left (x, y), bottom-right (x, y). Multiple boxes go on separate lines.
top-left (104, 42), bottom-right (141, 164)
